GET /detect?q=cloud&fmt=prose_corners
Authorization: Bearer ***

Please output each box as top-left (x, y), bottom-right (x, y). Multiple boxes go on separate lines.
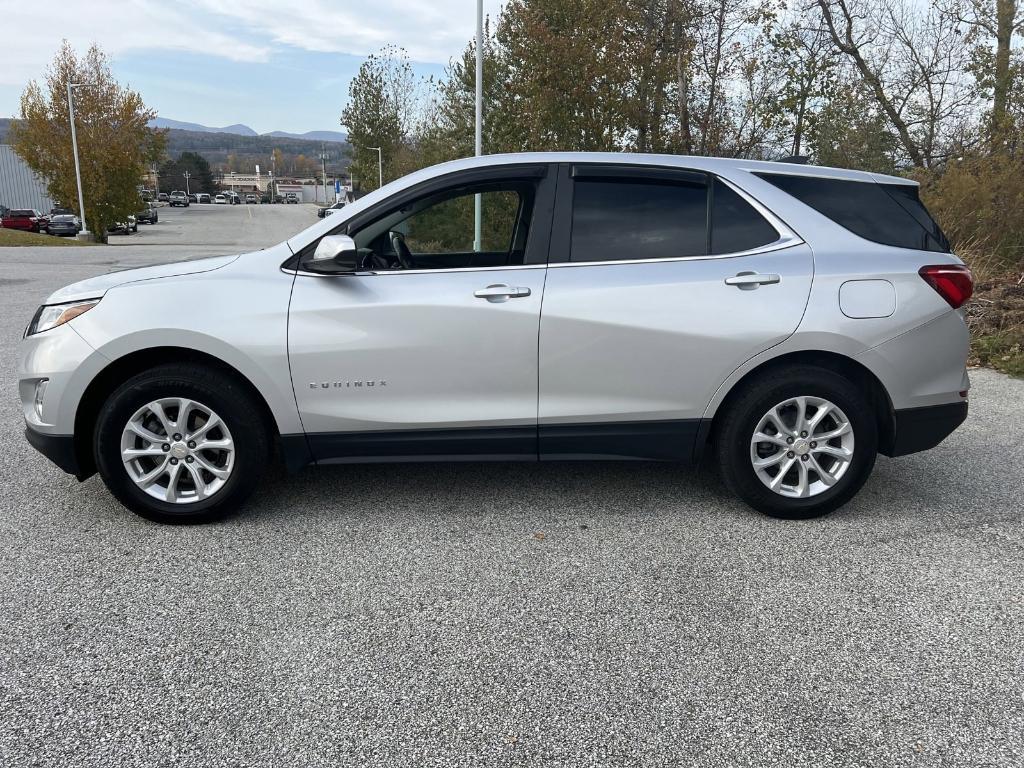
top-left (0, 0), bottom-right (272, 87)
top-left (184, 0), bottom-right (505, 64)
top-left (0, 0), bottom-right (506, 89)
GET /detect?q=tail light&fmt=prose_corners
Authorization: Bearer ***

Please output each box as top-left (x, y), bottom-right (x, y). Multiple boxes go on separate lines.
top-left (919, 264), bottom-right (973, 309)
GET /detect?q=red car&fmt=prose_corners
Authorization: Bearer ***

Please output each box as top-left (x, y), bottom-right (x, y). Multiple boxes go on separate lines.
top-left (1, 208), bottom-right (48, 232)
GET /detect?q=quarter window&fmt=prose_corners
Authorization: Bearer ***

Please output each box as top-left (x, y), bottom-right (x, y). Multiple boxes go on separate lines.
top-left (710, 179), bottom-right (779, 254)
top-left (570, 178), bottom-right (708, 262)
top-left (755, 172), bottom-right (950, 253)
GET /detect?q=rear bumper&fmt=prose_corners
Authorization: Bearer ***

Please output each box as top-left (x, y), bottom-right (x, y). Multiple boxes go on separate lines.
top-left (25, 425), bottom-right (82, 477)
top-left (883, 401), bottom-right (967, 457)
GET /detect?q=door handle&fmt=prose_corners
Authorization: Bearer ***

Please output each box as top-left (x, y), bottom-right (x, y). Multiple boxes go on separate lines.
top-left (474, 284), bottom-right (532, 302)
top-left (724, 271), bottom-right (781, 289)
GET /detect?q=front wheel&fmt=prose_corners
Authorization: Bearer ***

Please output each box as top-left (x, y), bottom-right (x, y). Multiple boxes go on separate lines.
top-left (94, 364), bottom-right (269, 523)
top-left (716, 366), bottom-right (878, 519)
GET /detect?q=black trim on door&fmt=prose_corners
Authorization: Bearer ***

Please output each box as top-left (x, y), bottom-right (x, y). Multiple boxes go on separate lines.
top-left (539, 419), bottom-right (703, 461)
top-left (305, 425), bottom-right (538, 464)
top-left (288, 419), bottom-right (709, 468)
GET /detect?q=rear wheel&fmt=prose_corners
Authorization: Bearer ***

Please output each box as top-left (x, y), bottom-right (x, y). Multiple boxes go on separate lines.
top-left (94, 364), bottom-right (269, 524)
top-left (716, 366), bottom-right (878, 519)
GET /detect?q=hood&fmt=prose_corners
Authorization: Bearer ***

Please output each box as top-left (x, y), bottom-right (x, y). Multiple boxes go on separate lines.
top-left (44, 253), bottom-right (241, 304)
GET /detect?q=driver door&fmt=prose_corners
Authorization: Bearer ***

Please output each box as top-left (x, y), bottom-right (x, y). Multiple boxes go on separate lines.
top-left (287, 164), bottom-right (555, 462)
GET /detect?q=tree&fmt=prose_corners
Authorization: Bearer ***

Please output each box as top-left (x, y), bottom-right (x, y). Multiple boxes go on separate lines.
top-left (158, 151), bottom-right (215, 194)
top-left (11, 42), bottom-right (164, 237)
top-left (813, 0), bottom-right (976, 168)
top-left (941, 0), bottom-right (1024, 140)
top-left (340, 45), bottom-right (426, 191)
top-left (417, 19), bottom-right (516, 164)
top-left (807, 76), bottom-right (902, 173)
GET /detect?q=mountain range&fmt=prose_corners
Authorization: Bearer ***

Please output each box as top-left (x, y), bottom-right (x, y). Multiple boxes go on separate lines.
top-left (148, 117), bottom-right (347, 144)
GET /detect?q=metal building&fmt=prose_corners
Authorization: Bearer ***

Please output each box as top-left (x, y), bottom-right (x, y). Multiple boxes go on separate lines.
top-left (0, 144), bottom-right (54, 212)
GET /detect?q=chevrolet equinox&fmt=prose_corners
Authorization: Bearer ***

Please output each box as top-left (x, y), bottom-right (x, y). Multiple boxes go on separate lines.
top-left (18, 153), bottom-right (972, 523)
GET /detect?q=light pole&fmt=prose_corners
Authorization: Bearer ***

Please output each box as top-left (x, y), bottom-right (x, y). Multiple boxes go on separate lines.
top-left (320, 147), bottom-right (329, 204)
top-left (67, 82), bottom-right (91, 237)
top-left (473, 0), bottom-right (483, 251)
top-left (150, 168), bottom-right (159, 199)
top-left (182, 170), bottom-right (191, 196)
top-left (367, 146), bottom-right (383, 190)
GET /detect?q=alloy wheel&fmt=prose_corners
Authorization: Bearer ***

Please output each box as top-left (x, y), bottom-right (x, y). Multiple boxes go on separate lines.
top-left (749, 395), bottom-right (855, 498)
top-left (119, 397), bottom-right (235, 504)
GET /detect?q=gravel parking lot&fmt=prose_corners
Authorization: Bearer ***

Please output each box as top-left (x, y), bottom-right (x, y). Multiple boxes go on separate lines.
top-left (1, 204), bottom-right (1022, 766)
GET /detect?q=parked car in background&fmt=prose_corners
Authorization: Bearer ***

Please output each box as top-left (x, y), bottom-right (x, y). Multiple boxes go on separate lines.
top-left (285, 193), bottom-right (299, 204)
top-left (16, 153), bottom-right (972, 524)
top-left (187, 193), bottom-right (198, 204)
top-left (45, 214), bottom-right (82, 237)
top-left (157, 192), bottom-right (169, 203)
top-left (107, 215), bottom-right (138, 235)
top-left (317, 201), bottom-right (346, 218)
top-left (168, 191), bottom-right (189, 207)
top-left (245, 194), bottom-right (257, 204)
top-left (197, 193), bottom-right (211, 204)
top-left (49, 207), bottom-right (73, 217)
top-left (228, 192), bottom-right (242, 205)
top-left (214, 194), bottom-right (227, 205)
top-left (136, 203), bottom-right (158, 225)
top-left (2, 208), bottom-right (48, 232)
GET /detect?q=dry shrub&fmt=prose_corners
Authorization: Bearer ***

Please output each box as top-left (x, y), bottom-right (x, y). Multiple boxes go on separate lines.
top-left (916, 152), bottom-right (1024, 274)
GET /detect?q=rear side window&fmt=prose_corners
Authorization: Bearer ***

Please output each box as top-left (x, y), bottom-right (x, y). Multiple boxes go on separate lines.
top-left (711, 179), bottom-right (779, 254)
top-left (755, 172), bottom-right (949, 252)
top-left (570, 178), bottom-right (707, 262)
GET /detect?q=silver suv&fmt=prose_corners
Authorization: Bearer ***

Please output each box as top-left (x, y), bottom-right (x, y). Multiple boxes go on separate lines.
top-left (18, 153), bottom-right (972, 523)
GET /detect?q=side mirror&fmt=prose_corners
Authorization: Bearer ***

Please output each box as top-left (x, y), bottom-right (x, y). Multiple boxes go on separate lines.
top-left (310, 234), bottom-right (359, 273)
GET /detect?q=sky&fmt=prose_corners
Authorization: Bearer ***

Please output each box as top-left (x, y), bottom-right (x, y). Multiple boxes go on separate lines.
top-left (0, 0), bottom-right (504, 135)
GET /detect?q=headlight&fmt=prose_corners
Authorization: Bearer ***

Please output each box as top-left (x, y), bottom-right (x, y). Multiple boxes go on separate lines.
top-left (25, 299), bottom-right (100, 337)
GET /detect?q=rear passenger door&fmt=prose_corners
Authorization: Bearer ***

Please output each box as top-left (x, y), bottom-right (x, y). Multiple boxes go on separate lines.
top-left (538, 164), bottom-right (814, 460)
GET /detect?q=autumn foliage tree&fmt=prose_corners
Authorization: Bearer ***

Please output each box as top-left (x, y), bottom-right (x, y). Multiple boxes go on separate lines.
top-left (11, 42), bottom-right (164, 239)
top-left (340, 45), bottom-right (426, 191)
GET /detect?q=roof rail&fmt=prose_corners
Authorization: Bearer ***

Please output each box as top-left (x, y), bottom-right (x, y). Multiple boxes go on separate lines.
top-left (777, 155), bottom-right (810, 165)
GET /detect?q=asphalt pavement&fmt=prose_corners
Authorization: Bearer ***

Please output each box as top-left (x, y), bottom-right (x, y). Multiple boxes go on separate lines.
top-left (1, 204), bottom-right (1022, 766)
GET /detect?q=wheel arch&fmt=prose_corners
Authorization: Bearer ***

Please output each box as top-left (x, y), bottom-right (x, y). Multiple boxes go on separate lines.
top-left (699, 350), bottom-right (896, 460)
top-left (73, 346), bottom-right (282, 479)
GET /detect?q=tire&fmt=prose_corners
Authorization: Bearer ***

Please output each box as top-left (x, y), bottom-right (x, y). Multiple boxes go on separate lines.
top-left (94, 363), bottom-right (269, 524)
top-left (132, 224), bottom-right (138, 233)
top-left (715, 365), bottom-right (878, 519)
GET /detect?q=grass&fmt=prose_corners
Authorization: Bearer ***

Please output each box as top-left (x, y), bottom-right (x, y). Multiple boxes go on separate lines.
top-left (0, 228), bottom-right (94, 246)
top-left (971, 332), bottom-right (1024, 377)
top-left (959, 241), bottom-right (1024, 378)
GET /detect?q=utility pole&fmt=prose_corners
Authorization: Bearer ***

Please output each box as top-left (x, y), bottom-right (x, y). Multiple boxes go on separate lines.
top-left (320, 146), bottom-right (328, 204)
top-left (270, 151), bottom-right (276, 202)
top-left (473, 0), bottom-right (483, 252)
top-left (183, 170), bottom-right (191, 196)
top-left (67, 82), bottom-right (90, 237)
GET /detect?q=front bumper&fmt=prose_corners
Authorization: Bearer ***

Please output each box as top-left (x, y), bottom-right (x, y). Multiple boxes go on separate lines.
top-left (883, 401), bottom-right (968, 457)
top-left (25, 425), bottom-right (81, 477)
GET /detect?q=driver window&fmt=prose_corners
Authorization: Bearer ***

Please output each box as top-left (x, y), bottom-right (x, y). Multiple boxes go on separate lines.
top-left (353, 182), bottom-right (535, 270)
